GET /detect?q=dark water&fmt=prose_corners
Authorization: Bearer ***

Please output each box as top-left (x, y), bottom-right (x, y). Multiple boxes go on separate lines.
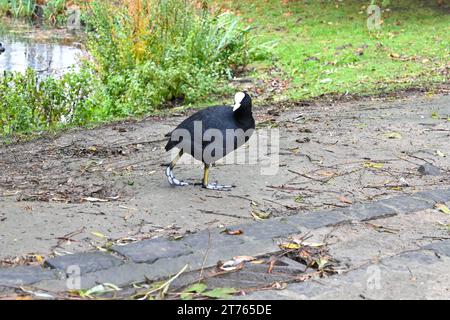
top-left (0, 19), bottom-right (84, 76)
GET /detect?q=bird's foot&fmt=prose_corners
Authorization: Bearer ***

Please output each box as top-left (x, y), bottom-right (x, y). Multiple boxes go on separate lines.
top-left (166, 167), bottom-right (189, 187)
top-left (202, 182), bottom-right (234, 191)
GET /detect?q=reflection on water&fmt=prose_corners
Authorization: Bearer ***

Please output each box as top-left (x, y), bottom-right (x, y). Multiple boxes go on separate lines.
top-left (0, 39), bottom-right (82, 75)
top-left (0, 20), bottom-right (84, 76)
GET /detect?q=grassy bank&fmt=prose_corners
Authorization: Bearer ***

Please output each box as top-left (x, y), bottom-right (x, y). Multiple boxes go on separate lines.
top-left (226, 0), bottom-right (449, 100)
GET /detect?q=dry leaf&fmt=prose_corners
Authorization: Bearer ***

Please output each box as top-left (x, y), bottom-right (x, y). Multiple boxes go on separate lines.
top-left (384, 132), bottom-right (402, 139)
top-left (91, 231), bottom-right (108, 239)
top-left (363, 162), bottom-right (384, 169)
top-left (233, 256), bottom-right (255, 262)
top-left (83, 197), bottom-right (108, 203)
top-left (280, 242), bottom-right (301, 250)
top-left (337, 196), bottom-right (353, 204)
top-left (436, 150), bottom-right (446, 157)
top-left (251, 210), bottom-right (271, 220)
top-left (222, 229), bottom-right (244, 236)
top-left (250, 259), bottom-right (265, 264)
top-left (436, 204), bottom-right (450, 214)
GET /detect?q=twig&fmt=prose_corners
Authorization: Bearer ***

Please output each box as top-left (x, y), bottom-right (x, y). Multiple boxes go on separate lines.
top-left (198, 229), bottom-right (212, 282)
top-left (53, 227), bottom-right (86, 250)
top-left (199, 209), bottom-right (252, 220)
top-left (138, 264), bottom-right (189, 300)
top-left (288, 169), bottom-right (326, 183)
top-left (263, 198), bottom-right (297, 210)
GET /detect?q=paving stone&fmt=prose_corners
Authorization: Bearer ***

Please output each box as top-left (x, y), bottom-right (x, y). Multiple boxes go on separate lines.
top-left (199, 237), bottom-right (281, 268)
top-left (381, 249), bottom-right (440, 267)
top-left (338, 202), bottom-right (397, 221)
top-left (414, 189), bottom-right (450, 204)
top-left (181, 229), bottom-right (245, 250)
top-left (45, 252), bottom-right (124, 275)
top-left (418, 164), bottom-right (442, 176)
top-left (375, 196), bottom-right (432, 214)
top-left (0, 266), bottom-right (59, 286)
top-left (112, 238), bottom-right (192, 264)
top-left (424, 240), bottom-right (450, 257)
top-left (283, 210), bottom-right (350, 229)
top-left (230, 220), bottom-right (302, 240)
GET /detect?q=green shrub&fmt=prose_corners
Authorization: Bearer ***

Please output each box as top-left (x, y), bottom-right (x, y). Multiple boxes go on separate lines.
top-left (0, 69), bottom-right (100, 135)
top-left (85, 0), bottom-right (251, 115)
top-left (7, 0), bottom-right (36, 18)
top-left (0, 0), bottom-right (9, 14)
top-left (0, 0), bottom-right (257, 137)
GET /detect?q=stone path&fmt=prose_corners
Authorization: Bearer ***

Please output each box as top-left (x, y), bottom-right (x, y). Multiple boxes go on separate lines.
top-left (1, 187), bottom-right (450, 299)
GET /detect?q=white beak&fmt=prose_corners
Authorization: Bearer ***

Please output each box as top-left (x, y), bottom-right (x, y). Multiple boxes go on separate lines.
top-left (233, 103), bottom-right (241, 111)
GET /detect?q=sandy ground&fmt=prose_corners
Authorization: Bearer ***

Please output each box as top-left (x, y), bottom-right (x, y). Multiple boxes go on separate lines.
top-left (0, 92), bottom-right (449, 261)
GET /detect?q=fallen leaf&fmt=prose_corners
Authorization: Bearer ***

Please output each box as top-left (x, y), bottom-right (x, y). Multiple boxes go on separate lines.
top-left (436, 204), bottom-right (450, 214)
top-left (184, 283), bottom-right (207, 294)
top-left (337, 196), bottom-right (353, 204)
top-left (317, 170), bottom-right (336, 177)
top-left (221, 229), bottom-right (243, 236)
top-left (80, 283), bottom-right (121, 298)
top-left (202, 288), bottom-right (237, 299)
top-left (91, 231), bottom-right (108, 239)
top-left (303, 242), bottom-right (325, 248)
top-left (251, 210), bottom-right (271, 220)
top-left (363, 162), bottom-right (384, 169)
top-left (271, 282), bottom-right (288, 290)
top-left (233, 256), bottom-right (255, 262)
top-left (280, 242), bottom-right (301, 250)
top-left (384, 132), bottom-right (402, 139)
top-left (82, 197), bottom-right (108, 203)
top-left (268, 257), bottom-right (276, 274)
top-left (316, 257), bottom-right (329, 270)
top-left (436, 150), bottom-right (446, 157)
top-left (220, 260), bottom-right (244, 271)
top-left (14, 296), bottom-right (33, 300)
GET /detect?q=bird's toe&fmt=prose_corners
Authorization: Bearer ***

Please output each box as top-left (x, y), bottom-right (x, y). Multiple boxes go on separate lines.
top-left (203, 183), bottom-right (234, 191)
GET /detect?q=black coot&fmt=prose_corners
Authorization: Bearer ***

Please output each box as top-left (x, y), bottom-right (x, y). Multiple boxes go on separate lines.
top-left (165, 92), bottom-right (255, 190)
top-left (0, 43), bottom-right (5, 54)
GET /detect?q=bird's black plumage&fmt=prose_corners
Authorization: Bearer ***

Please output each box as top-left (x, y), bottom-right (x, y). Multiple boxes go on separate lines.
top-left (164, 92), bottom-right (255, 190)
top-left (0, 43), bottom-right (5, 54)
top-left (165, 94), bottom-right (255, 164)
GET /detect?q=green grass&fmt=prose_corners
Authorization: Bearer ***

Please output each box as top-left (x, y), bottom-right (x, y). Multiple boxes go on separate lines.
top-left (227, 0), bottom-right (449, 100)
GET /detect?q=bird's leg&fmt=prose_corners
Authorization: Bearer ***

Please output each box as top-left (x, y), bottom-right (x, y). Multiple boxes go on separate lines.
top-left (202, 164), bottom-right (234, 191)
top-left (166, 150), bottom-right (189, 187)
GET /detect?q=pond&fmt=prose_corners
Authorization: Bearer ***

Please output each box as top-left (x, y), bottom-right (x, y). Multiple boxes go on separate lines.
top-left (0, 19), bottom-right (84, 76)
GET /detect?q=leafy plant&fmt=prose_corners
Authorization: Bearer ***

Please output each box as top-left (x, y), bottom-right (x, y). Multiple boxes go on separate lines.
top-left (85, 0), bottom-right (252, 115)
top-left (0, 68), bottom-right (101, 136)
top-left (180, 283), bottom-right (237, 300)
top-left (43, 0), bottom-right (66, 25)
top-left (0, 0), bottom-right (9, 14)
top-left (8, 0), bottom-right (36, 18)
